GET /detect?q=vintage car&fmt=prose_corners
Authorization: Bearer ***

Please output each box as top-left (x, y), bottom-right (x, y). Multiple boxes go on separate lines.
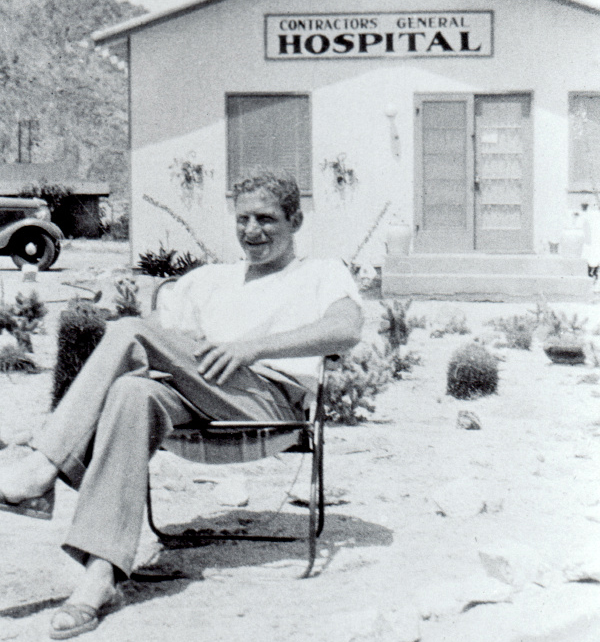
top-left (0, 196), bottom-right (63, 270)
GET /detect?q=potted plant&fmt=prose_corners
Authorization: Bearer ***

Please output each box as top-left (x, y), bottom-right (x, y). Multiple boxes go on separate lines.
top-left (541, 309), bottom-right (588, 365)
top-left (543, 335), bottom-right (586, 365)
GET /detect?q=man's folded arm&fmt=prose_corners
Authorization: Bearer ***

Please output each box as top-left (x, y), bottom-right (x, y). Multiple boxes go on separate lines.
top-left (255, 296), bottom-right (362, 359)
top-left (196, 297), bottom-right (363, 385)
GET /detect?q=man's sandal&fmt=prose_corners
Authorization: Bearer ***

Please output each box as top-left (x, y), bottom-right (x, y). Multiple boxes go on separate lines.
top-left (49, 603), bottom-right (100, 640)
top-left (0, 486), bottom-right (54, 520)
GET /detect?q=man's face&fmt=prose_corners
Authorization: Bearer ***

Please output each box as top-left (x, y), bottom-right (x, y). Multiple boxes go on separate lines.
top-left (235, 189), bottom-right (300, 270)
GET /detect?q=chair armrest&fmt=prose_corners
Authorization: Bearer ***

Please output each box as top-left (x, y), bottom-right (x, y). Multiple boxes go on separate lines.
top-left (151, 277), bottom-right (179, 312)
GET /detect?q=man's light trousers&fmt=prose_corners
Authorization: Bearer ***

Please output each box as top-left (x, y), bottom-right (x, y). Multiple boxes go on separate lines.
top-left (31, 317), bottom-right (297, 577)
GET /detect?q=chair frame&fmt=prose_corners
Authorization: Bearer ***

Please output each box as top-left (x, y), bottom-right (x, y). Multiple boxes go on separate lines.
top-left (146, 277), bottom-right (327, 578)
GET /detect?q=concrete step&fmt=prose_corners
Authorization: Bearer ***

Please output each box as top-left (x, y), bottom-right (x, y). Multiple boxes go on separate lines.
top-left (384, 254), bottom-right (589, 277)
top-left (382, 273), bottom-right (594, 301)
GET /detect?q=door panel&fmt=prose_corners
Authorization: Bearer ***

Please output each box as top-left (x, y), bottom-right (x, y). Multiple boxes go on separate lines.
top-left (474, 94), bottom-right (533, 253)
top-left (414, 95), bottom-right (474, 252)
top-left (414, 93), bottom-right (533, 254)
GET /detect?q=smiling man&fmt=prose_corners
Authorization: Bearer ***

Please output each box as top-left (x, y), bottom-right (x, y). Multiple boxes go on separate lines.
top-left (0, 169), bottom-right (363, 639)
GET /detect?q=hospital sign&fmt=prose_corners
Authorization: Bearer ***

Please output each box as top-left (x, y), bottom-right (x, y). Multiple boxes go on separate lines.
top-left (265, 11), bottom-right (494, 59)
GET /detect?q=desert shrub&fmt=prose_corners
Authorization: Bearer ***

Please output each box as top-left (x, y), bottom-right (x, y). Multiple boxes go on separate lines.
top-left (486, 315), bottom-right (535, 350)
top-left (430, 316), bottom-right (471, 339)
top-left (587, 342), bottom-right (600, 367)
top-left (324, 345), bottom-right (390, 425)
top-left (51, 300), bottom-right (109, 408)
top-left (377, 299), bottom-right (423, 379)
top-left (408, 315), bottom-right (427, 330)
top-left (389, 350), bottom-right (422, 379)
top-left (137, 245), bottom-right (178, 277)
top-left (378, 299), bottom-right (412, 349)
top-left (138, 244), bottom-right (206, 277)
top-left (114, 277), bottom-right (142, 318)
top-left (447, 342), bottom-right (499, 400)
top-left (11, 291), bottom-right (47, 329)
top-left (174, 251), bottom-right (205, 275)
top-left (0, 308), bottom-right (16, 334)
top-left (0, 345), bottom-right (38, 373)
top-left (0, 291), bottom-right (47, 353)
top-left (143, 195), bottom-right (220, 263)
top-left (545, 311), bottom-right (588, 338)
top-left (528, 302), bottom-right (588, 339)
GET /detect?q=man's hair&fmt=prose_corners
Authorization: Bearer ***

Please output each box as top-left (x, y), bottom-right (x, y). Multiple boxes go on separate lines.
top-left (232, 169), bottom-right (301, 220)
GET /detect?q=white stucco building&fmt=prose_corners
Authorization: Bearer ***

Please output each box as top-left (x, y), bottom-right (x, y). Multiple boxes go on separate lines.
top-left (94, 0), bottom-right (600, 299)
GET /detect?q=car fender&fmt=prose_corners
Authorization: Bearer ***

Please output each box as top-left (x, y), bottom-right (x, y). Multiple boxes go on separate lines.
top-left (0, 220), bottom-right (64, 251)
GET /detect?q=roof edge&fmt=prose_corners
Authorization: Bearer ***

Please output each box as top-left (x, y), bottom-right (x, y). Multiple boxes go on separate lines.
top-left (93, 0), bottom-right (600, 45)
top-left (92, 0), bottom-right (224, 45)
top-left (552, 0), bottom-right (600, 12)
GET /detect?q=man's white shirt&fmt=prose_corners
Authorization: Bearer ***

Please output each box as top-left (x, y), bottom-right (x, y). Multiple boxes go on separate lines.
top-left (158, 257), bottom-right (362, 393)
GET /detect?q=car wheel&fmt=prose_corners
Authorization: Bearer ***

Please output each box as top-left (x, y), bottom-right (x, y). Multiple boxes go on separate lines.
top-left (50, 239), bottom-right (61, 266)
top-left (10, 230), bottom-right (57, 271)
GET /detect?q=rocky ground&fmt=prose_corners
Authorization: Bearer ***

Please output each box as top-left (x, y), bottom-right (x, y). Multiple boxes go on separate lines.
top-left (1, 241), bottom-right (600, 642)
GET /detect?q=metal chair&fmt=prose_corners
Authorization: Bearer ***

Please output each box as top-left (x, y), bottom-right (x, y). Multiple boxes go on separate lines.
top-left (146, 278), bottom-right (327, 578)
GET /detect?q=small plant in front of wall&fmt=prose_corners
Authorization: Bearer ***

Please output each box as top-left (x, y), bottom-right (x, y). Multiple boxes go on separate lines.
top-left (0, 291), bottom-right (47, 373)
top-left (323, 344), bottom-right (391, 425)
top-left (143, 195), bottom-right (220, 263)
top-left (321, 154), bottom-right (358, 192)
top-left (114, 276), bottom-right (142, 318)
top-left (379, 299), bottom-right (412, 351)
top-left (485, 315), bottom-right (536, 350)
top-left (430, 315), bottom-right (471, 339)
top-left (137, 243), bottom-right (207, 277)
top-left (170, 154), bottom-right (213, 205)
top-left (378, 299), bottom-right (422, 379)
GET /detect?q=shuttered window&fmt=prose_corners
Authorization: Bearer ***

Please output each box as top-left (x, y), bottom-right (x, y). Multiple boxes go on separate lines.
top-left (227, 94), bottom-right (311, 191)
top-left (569, 93), bottom-right (600, 192)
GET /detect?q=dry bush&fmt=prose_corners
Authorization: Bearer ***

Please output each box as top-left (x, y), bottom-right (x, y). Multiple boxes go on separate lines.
top-left (447, 343), bottom-right (499, 400)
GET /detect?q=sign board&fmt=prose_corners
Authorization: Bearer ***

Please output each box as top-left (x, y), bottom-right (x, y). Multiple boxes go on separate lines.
top-left (265, 11), bottom-right (493, 59)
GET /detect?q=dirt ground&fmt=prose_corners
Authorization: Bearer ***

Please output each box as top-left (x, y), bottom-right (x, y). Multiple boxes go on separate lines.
top-left (1, 241), bottom-right (600, 642)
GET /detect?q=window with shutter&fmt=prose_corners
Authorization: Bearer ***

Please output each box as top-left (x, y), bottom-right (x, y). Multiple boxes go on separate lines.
top-left (227, 94), bottom-right (311, 191)
top-left (569, 93), bottom-right (600, 193)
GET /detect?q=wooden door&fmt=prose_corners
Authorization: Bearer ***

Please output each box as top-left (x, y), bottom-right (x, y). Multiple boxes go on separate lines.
top-left (474, 94), bottom-right (533, 253)
top-left (414, 94), bottom-right (474, 253)
top-left (414, 93), bottom-right (533, 254)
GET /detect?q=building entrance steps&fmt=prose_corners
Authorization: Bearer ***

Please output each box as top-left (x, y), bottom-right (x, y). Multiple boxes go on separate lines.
top-left (382, 254), bottom-right (594, 301)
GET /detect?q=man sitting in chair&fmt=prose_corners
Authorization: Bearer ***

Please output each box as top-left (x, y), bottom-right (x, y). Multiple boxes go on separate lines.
top-left (0, 169), bottom-right (363, 639)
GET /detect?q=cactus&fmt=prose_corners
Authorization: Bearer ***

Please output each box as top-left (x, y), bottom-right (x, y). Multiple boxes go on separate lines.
top-left (447, 343), bottom-right (498, 400)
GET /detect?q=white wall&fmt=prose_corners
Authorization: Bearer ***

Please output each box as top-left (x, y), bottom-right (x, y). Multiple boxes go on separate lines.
top-left (128, 0), bottom-right (600, 264)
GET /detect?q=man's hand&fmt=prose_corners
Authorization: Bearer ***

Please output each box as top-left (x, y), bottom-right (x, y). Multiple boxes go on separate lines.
top-left (195, 339), bottom-right (259, 386)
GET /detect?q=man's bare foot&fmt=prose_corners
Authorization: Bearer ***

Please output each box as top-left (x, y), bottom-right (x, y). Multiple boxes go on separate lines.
top-left (0, 447), bottom-right (58, 503)
top-left (51, 557), bottom-right (118, 637)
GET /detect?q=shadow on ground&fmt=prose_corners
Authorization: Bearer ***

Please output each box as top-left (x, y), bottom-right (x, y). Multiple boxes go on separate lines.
top-left (117, 510), bottom-right (392, 609)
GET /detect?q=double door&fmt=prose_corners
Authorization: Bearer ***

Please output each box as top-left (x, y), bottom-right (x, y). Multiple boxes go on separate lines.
top-left (414, 93), bottom-right (533, 253)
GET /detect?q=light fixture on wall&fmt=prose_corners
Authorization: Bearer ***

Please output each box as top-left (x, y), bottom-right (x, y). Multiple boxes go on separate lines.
top-left (385, 103), bottom-right (401, 160)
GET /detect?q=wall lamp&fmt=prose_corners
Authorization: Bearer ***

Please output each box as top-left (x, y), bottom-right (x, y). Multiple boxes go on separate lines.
top-left (385, 103), bottom-right (401, 160)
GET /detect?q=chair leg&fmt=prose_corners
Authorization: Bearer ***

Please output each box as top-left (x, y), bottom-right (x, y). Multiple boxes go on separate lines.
top-left (301, 415), bottom-right (326, 579)
top-left (316, 417), bottom-right (325, 538)
top-left (301, 440), bottom-right (319, 579)
top-left (147, 475), bottom-right (168, 541)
